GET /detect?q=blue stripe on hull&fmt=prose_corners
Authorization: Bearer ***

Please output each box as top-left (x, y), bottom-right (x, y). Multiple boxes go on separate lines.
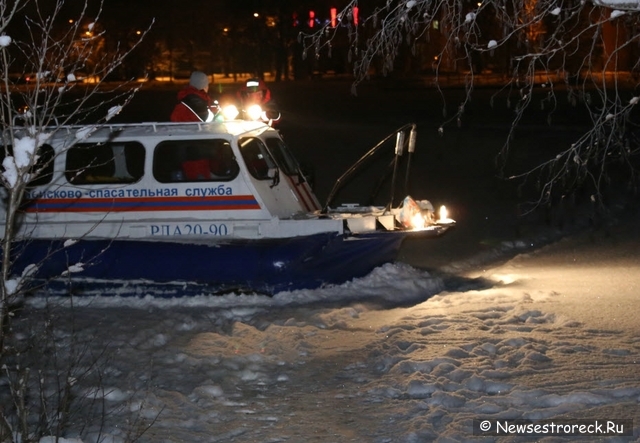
top-left (10, 233), bottom-right (408, 296)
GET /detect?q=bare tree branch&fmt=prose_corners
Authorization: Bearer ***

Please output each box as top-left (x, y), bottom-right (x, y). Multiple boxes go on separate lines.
top-left (300, 0), bottom-right (640, 211)
top-left (0, 2), bottom-right (154, 440)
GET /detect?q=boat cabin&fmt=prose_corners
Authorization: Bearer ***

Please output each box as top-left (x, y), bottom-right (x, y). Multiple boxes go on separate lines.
top-left (6, 120), bottom-right (330, 241)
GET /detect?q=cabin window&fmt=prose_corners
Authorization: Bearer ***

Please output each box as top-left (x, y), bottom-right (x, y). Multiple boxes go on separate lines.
top-left (264, 137), bottom-right (301, 176)
top-left (153, 139), bottom-right (239, 183)
top-left (239, 137), bottom-right (277, 180)
top-left (65, 142), bottom-right (145, 184)
top-left (0, 144), bottom-right (55, 187)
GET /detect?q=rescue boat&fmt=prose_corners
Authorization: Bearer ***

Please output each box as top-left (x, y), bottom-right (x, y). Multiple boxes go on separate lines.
top-left (3, 120), bottom-right (454, 296)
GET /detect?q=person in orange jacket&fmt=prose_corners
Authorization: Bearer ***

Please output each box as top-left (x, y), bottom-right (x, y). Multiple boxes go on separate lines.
top-left (170, 71), bottom-right (218, 122)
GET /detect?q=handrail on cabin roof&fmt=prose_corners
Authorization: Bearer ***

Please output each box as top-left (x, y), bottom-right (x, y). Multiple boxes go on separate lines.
top-left (6, 120), bottom-right (274, 142)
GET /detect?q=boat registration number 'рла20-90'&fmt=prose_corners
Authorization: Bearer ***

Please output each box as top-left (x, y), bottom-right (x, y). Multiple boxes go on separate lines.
top-left (149, 223), bottom-right (229, 236)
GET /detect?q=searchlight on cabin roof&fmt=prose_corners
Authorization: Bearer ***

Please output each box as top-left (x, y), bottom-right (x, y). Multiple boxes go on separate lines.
top-left (221, 104), bottom-right (239, 120)
top-left (246, 104), bottom-right (263, 121)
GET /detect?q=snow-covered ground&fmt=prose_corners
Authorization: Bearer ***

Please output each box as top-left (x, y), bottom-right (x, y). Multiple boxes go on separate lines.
top-left (10, 210), bottom-right (638, 443)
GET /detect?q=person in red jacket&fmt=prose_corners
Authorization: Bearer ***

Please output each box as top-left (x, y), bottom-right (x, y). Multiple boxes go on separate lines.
top-left (237, 77), bottom-right (272, 107)
top-left (235, 77), bottom-right (280, 125)
top-left (170, 71), bottom-right (218, 122)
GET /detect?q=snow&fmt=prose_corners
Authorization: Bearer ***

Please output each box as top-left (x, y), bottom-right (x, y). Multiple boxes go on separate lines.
top-left (4, 278), bottom-right (18, 296)
top-left (1, 155), bottom-right (18, 187)
top-left (0, 35), bottom-right (11, 47)
top-left (1, 138), bottom-right (35, 187)
top-left (75, 125), bottom-right (96, 140)
top-left (13, 136), bottom-right (37, 168)
top-left (106, 105), bottom-right (122, 121)
top-left (61, 263), bottom-right (85, 275)
top-left (11, 213), bottom-right (639, 443)
top-left (1, 134), bottom-right (50, 189)
top-left (592, 0), bottom-right (640, 9)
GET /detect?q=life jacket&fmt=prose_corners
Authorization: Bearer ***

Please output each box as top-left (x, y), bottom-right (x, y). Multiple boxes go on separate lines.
top-left (171, 86), bottom-right (215, 122)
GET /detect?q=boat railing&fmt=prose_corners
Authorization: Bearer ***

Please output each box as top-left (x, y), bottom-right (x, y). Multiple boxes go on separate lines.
top-left (54, 121), bottom-right (217, 134)
top-left (8, 120), bottom-right (273, 140)
top-left (321, 123), bottom-right (418, 214)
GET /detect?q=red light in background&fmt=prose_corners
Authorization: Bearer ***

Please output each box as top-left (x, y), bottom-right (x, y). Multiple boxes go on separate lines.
top-left (353, 6), bottom-right (359, 26)
top-left (330, 7), bottom-right (337, 27)
top-left (309, 10), bottom-right (315, 28)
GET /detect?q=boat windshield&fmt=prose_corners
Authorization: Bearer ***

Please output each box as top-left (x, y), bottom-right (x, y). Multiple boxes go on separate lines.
top-left (263, 137), bottom-right (301, 177)
top-left (153, 139), bottom-right (239, 183)
top-left (238, 137), bottom-right (277, 180)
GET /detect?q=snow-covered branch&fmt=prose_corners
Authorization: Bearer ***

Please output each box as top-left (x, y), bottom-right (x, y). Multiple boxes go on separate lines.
top-left (300, 0), bottom-right (640, 210)
top-left (592, 0), bottom-right (640, 10)
top-left (0, 1), bottom-right (155, 441)
top-left (0, 0), bottom-right (151, 364)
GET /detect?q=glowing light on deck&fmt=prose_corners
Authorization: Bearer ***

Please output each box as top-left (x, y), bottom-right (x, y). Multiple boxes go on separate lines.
top-left (438, 205), bottom-right (455, 224)
top-left (411, 212), bottom-right (426, 229)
